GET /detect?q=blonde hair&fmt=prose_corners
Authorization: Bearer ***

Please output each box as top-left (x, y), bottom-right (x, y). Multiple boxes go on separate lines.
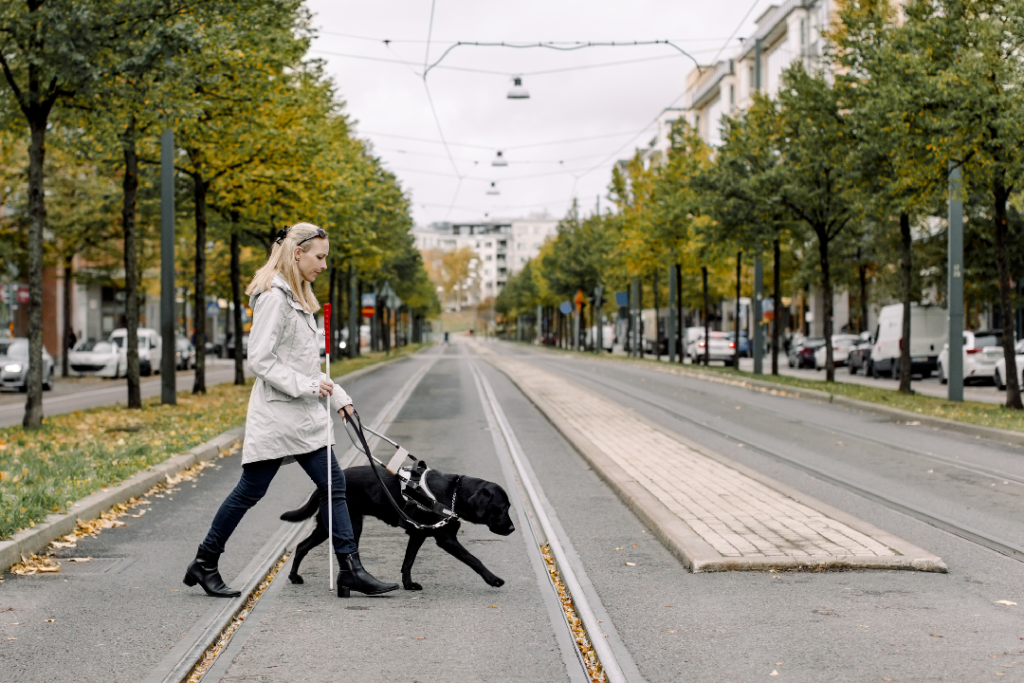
top-left (246, 221), bottom-right (326, 313)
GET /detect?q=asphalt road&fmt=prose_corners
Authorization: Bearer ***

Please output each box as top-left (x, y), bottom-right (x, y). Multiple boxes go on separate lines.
top-left (3, 340), bottom-right (1024, 682)
top-left (0, 359), bottom-right (249, 428)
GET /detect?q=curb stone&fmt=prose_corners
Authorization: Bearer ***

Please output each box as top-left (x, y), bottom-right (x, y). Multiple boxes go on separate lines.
top-left (0, 347), bottom-right (424, 574)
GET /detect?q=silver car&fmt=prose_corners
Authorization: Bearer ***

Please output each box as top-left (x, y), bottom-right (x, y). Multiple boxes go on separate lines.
top-left (0, 338), bottom-right (54, 391)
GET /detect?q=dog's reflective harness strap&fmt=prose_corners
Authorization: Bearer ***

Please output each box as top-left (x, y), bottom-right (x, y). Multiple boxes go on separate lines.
top-left (347, 410), bottom-right (459, 531)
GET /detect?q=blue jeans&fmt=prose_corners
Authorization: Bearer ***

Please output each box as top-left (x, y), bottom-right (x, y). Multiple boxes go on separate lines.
top-left (200, 446), bottom-right (357, 555)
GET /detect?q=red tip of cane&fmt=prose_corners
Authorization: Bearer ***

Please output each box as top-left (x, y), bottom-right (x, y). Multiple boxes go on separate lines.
top-left (323, 303), bottom-right (331, 355)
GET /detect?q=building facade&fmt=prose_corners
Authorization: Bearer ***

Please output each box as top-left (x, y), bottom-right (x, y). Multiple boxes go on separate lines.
top-left (412, 217), bottom-right (559, 305)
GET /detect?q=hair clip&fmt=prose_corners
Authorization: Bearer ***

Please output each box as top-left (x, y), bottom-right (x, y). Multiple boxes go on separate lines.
top-left (274, 228), bottom-right (289, 244)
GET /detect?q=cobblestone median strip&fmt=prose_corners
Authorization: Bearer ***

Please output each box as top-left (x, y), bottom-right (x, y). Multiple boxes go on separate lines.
top-left (490, 357), bottom-right (947, 573)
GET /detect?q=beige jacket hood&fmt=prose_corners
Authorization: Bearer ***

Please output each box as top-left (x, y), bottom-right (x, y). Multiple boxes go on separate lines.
top-left (241, 274), bottom-right (351, 465)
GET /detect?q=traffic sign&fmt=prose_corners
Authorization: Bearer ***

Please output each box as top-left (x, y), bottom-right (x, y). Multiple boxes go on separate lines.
top-left (573, 289), bottom-right (586, 311)
top-left (361, 293), bottom-right (376, 319)
top-left (614, 291), bottom-right (629, 307)
top-left (559, 301), bottom-right (572, 315)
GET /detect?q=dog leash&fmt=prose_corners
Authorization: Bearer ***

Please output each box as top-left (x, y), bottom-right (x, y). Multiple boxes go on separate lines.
top-left (344, 410), bottom-right (460, 531)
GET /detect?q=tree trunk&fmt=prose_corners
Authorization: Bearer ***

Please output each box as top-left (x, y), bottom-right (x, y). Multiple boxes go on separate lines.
top-left (192, 173), bottom-right (208, 394)
top-left (734, 251), bottom-right (742, 369)
top-left (772, 238), bottom-right (780, 376)
top-left (817, 230), bottom-right (835, 382)
top-left (637, 278), bottom-right (644, 359)
top-left (702, 266), bottom-right (710, 366)
top-left (898, 212), bottom-right (913, 394)
top-left (23, 120), bottom-right (46, 428)
top-left (62, 256), bottom-right (73, 378)
top-left (328, 260), bottom-right (336, 356)
top-left (230, 226), bottom-right (244, 385)
top-left (122, 116), bottom-right (142, 409)
top-left (993, 176), bottom-right (1023, 409)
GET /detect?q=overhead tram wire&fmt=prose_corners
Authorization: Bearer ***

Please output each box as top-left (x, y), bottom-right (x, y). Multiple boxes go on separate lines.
top-left (357, 129), bottom-right (652, 151)
top-left (566, 0), bottom-right (766, 200)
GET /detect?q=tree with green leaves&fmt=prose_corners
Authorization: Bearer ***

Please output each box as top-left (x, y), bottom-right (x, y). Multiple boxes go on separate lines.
top-left (0, 0), bottom-right (193, 426)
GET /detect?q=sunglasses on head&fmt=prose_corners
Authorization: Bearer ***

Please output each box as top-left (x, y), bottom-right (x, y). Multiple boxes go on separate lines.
top-left (295, 227), bottom-right (328, 245)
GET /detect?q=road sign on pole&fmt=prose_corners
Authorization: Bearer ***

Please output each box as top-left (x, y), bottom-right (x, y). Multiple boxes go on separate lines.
top-left (361, 293), bottom-right (375, 319)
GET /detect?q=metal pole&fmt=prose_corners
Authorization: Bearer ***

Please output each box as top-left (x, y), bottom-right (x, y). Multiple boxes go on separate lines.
top-left (668, 264), bottom-right (677, 363)
top-left (753, 253), bottom-right (764, 374)
top-left (323, 303), bottom-right (333, 590)
top-left (948, 164), bottom-right (964, 401)
top-left (160, 128), bottom-right (176, 405)
top-left (630, 278), bottom-right (639, 358)
top-left (594, 286), bottom-right (603, 353)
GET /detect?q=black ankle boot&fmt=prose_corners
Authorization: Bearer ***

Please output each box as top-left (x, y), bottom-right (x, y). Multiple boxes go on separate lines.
top-left (184, 546), bottom-right (241, 598)
top-left (335, 551), bottom-right (398, 597)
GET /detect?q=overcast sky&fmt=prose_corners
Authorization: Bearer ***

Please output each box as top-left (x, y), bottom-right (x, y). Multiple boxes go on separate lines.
top-left (305, 0), bottom-right (765, 228)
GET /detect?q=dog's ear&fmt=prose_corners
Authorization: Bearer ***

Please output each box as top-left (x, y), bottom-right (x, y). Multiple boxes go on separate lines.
top-left (466, 486), bottom-right (494, 519)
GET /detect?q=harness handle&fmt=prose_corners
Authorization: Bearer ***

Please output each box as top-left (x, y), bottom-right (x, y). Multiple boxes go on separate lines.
top-left (346, 410), bottom-right (458, 531)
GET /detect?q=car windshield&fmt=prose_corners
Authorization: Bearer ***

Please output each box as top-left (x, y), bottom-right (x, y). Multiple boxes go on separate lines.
top-left (79, 340), bottom-right (114, 353)
top-left (804, 338), bottom-right (825, 348)
top-left (974, 334), bottom-right (1001, 348)
top-left (0, 339), bottom-right (27, 357)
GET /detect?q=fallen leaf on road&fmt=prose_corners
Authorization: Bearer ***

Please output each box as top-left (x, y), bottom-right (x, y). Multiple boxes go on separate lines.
top-left (67, 557), bottom-right (91, 563)
top-left (625, 562), bottom-right (636, 566)
top-left (931, 634), bottom-right (944, 638)
top-left (50, 541), bottom-right (76, 549)
top-left (769, 671), bottom-right (779, 676)
top-left (860, 625), bottom-right (870, 628)
top-left (45, 619), bottom-right (54, 622)
top-left (995, 600), bottom-right (1018, 606)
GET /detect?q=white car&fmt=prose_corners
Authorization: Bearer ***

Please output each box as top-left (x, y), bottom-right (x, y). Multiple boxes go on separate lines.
top-left (814, 334), bottom-right (860, 370)
top-left (994, 339), bottom-right (1024, 391)
top-left (68, 339), bottom-right (122, 378)
top-left (693, 331), bottom-right (736, 365)
top-left (109, 327), bottom-right (162, 376)
top-left (585, 324), bottom-right (615, 352)
top-left (938, 329), bottom-right (1003, 385)
top-left (0, 338), bottom-right (54, 391)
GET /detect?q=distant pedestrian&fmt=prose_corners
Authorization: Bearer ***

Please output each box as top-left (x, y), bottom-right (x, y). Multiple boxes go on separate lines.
top-left (184, 222), bottom-right (397, 599)
top-left (67, 329), bottom-right (77, 350)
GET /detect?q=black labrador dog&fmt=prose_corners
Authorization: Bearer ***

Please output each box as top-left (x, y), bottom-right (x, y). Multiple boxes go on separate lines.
top-left (280, 465), bottom-right (516, 590)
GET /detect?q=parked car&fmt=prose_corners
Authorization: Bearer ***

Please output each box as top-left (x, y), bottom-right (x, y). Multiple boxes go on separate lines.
top-left (0, 338), bottom-right (54, 391)
top-left (869, 303), bottom-right (947, 378)
top-left (109, 327), bottom-right (162, 376)
top-left (788, 336), bottom-right (825, 369)
top-left (693, 331), bottom-right (736, 365)
top-left (814, 334), bottom-right (860, 370)
top-left (585, 324), bottom-right (615, 352)
top-left (937, 329), bottom-right (1004, 385)
top-left (224, 332), bottom-right (249, 359)
top-left (175, 335), bottom-right (195, 370)
top-left (994, 339), bottom-right (1024, 391)
top-left (847, 331), bottom-right (875, 375)
top-left (69, 338), bottom-right (122, 378)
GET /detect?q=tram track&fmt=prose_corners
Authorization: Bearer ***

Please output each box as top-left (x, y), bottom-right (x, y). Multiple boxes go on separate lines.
top-left (144, 353), bottom-right (441, 683)
top-left (470, 360), bottom-right (639, 683)
top-left (547, 360), bottom-right (1024, 566)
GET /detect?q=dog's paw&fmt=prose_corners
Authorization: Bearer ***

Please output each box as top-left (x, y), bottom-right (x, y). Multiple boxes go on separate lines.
top-left (288, 573), bottom-right (304, 585)
top-left (486, 576), bottom-right (505, 587)
top-left (403, 581), bottom-right (423, 591)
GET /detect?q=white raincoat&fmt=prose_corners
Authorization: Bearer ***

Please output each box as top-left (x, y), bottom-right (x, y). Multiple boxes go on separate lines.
top-left (242, 274), bottom-right (351, 464)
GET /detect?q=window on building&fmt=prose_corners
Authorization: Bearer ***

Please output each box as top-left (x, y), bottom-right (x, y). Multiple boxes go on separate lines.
top-left (749, 65), bottom-right (755, 91)
top-left (730, 84), bottom-right (735, 105)
top-left (485, 241), bottom-right (492, 248)
top-left (485, 255), bottom-right (492, 261)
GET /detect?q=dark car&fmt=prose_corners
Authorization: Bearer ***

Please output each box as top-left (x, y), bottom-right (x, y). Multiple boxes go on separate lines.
top-left (788, 336), bottom-right (825, 369)
top-left (847, 331), bottom-right (874, 375)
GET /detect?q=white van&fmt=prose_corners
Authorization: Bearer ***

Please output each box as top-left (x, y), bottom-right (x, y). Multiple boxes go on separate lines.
top-left (109, 328), bottom-right (162, 376)
top-left (868, 304), bottom-right (947, 378)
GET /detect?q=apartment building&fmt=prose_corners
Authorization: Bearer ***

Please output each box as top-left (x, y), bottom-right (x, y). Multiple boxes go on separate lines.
top-left (412, 217), bottom-right (559, 304)
top-left (676, 0), bottom-right (877, 337)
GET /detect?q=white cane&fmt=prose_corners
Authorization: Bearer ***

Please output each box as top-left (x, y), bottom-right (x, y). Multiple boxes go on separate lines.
top-left (323, 303), bottom-right (334, 591)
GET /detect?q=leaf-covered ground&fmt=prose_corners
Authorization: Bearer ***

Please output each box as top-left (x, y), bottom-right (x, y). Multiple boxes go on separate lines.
top-left (0, 345), bottom-right (424, 541)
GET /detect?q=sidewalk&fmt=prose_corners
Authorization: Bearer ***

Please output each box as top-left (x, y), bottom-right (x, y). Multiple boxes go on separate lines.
top-left (488, 355), bottom-right (946, 573)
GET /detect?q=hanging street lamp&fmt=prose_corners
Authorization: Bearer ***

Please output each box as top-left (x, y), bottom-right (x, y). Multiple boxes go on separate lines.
top-left (492, 150), bottom-right (508, 167)
top-left (507, 75), bottom-right (530, 99)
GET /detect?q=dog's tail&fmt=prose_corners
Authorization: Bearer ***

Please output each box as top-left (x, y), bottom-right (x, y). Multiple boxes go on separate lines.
top-left (280, 489), bottom-right (319, 522)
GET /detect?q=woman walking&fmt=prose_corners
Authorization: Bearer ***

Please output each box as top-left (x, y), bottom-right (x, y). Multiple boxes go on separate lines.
top-left (184, 222), bottom-right (398, 598)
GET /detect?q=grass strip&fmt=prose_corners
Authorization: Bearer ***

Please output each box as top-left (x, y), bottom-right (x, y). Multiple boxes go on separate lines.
top-left (0, 344), bottom-right (426, 541)
top-left (532, 344), bottom-right (1024, 435)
